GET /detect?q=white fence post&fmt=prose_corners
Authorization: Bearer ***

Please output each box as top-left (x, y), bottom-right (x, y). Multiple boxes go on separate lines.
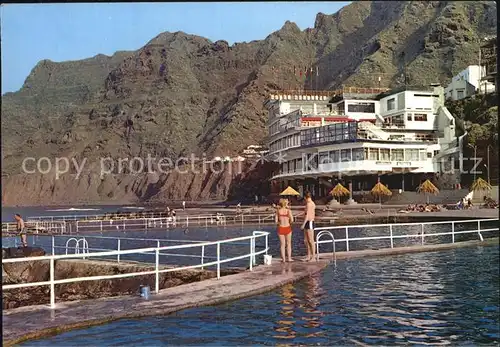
top-left (155, 248), bottom-right (160, 293)
top-left (186, 216), bottom-right (189, 227)
top-left (249, 238), bottom-right (253, 271)
top-left (265, 234), bottom-right (269, 256)
top-left (201, 245), bottom-right (205, 270)
top-left (217, 243), bottom-right (221, 279)
top-left (52, 235), bottom-right (55, 256)
top-left (451, 222), bottom-right (455, 243)
top-left (389, 225), bottom-right (393, 248)
top-left (421, 224), bottom-right (425, 245)
top-left (50, 258), bottom-right (55, 309)
top-left (345, 227), bottom-right (349, 251)
top-left (100, 221), bottom-right (103, 232)
top-left (477, 220), bottom-right (484, 241)
top-left (117, 239), bottom-right (121, 263)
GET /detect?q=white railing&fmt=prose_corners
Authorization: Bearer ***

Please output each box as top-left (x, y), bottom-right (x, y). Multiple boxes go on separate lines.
top-left (2, 231), bottom-right (270, 309)
top-left (315, 218), bottom-right (499, 259)
top-left (1, 221), bottom-right (67, 234)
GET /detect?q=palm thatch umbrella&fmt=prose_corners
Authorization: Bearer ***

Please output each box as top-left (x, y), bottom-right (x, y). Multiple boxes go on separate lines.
top-left (470, 177), bottom-right (492, 200)
top-left (279, 186), bottom-right (300, 196)
top-left (330, 183), bottom-right (350, 203)
top-left (371, 182), bottom-right (392, 205)
top-left (417, 179), bottom-right (439, 204)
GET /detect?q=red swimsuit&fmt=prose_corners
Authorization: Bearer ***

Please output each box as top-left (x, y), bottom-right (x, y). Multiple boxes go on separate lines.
top-left (277, 211), bottom-right (292, 235)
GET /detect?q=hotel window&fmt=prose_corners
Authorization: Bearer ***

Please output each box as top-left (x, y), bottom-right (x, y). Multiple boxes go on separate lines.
top-left (391, 149), bottom-right (404, 161)
top-left (341, 149), bottom-right (351, 162)
top-left (387, 98), bottom-right (396, 111)
top-left (427, 152), bottom-right (433, 158)
top-left (407, 114), bottom-right (413, 121)
top-left (368, 148), bottom-right (379, 161)
top-left (347, 102), bottom-right (375, 113)
top-left (405, 149), bottom-right (419, 161)
top-left (297, 158), bottom-right (303, 171)
top-left (380, 148), bottom-right (390, 161)
top-left (330, 150), bottom-right (340, 162)
top-left (364, 148), bottom-right (369, 160)
top-left (319, 152), bottom-right (331, 165)
top-left (457, 90), bottom-right (464, 99)
top-left (352, 148), bottom-right (364, 161)
top-left (420, 151), bottom-right (427, 161)
top-left (414, 113), bottom-right (427, 121)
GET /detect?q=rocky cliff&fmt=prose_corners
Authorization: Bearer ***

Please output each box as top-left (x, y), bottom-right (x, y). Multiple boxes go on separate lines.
top-left (1, 1), bottom-right (497, 206)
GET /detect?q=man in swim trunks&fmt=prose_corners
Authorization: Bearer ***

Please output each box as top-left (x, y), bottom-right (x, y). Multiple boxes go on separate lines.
top-left (15, 213), bottom-right (28, 247)
top-left (301, 192), bottom-right (316, 261)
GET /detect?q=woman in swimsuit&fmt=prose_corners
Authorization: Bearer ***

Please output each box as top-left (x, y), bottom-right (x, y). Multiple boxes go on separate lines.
top-left (276, 199), bottom-right (294, 263)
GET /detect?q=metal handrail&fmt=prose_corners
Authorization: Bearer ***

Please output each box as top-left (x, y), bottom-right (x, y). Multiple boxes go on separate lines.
top-left (2, 231), bottom-right (270, 309)
top-left (315, 218), bottom-right (499, 257)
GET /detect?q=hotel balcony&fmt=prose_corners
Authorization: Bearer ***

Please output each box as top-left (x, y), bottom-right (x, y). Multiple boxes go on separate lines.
top-left (272, 159), bottom-right (434, 180)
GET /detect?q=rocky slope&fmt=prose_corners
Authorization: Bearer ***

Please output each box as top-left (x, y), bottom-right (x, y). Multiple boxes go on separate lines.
top-left (1, 1), bottom-right (497, 206)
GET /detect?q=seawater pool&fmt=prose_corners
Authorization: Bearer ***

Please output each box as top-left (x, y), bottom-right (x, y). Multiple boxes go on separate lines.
top-left (22, 244), bottom-right (499, 346)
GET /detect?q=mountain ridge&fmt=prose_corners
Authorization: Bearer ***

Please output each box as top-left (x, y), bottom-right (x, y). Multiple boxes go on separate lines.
top-left (1, 0), bottom-right (497, 206)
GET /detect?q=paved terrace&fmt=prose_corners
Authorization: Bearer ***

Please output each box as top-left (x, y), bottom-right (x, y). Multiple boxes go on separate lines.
top-left (3, 237), bottom-right (499, 346)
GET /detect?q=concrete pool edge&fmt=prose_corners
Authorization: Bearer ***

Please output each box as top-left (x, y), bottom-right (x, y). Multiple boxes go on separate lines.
top-left (3, 237), bottom-right (499, 346)
top-left (319, 237), bottom-right (499, 261)
top-left (2, 260), bottom-right (330, 346)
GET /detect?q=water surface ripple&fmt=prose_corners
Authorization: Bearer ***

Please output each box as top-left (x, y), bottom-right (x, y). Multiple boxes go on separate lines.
top-left (23, 245), bottom-right (499, 346)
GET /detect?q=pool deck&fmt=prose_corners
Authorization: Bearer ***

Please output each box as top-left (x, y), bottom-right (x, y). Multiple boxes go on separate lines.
top-left (2, 258), bottom-right (329, 346)
top-left (3, 237), bottom-right (499, 346)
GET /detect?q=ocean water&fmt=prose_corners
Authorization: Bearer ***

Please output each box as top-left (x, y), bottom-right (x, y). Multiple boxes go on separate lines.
top-left (22, 245), bottom-right (500, 346)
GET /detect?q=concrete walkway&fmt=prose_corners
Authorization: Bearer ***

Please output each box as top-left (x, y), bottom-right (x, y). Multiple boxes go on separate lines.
top-left (2, 259), bottom-right (329, 346)
top-left (3, 237), bottom-right (498, 345)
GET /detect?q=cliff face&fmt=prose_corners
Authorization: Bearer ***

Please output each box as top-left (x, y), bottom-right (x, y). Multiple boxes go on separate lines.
top-left (1, 1), bottom-right (497, 206)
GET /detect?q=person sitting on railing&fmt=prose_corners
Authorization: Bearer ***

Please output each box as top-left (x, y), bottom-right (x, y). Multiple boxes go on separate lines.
top-left (14, 214), bottom-right (28, 247)
top-left (276, 199), bottom-right (294, 263)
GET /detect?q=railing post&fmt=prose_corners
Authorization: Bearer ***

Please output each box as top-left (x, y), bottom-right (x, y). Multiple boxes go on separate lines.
top-left (421, 224), bottom-right (425, 245)
top-left (241, 214), bottom-right (244, 225)
top-left (258, 215), bottom-right (261, 225)
top-left (100, 220), bottom-right (103, 232)
top-left (52, 235), bottom-right (55, 255)
top-left (50, 258), bottom-right (55, 309)
top-left (201, 245), bottom-right (205, 270)
top-left (477, 220), bottom-right (484, 241)
top-left (117, 239), bottom-right (121, 263)
top-left (249, 238), bottom-right (254, 270)
top-left (389, 225), bottom-right (393, 248)
top-left (345, 227), bottom-right (349, 251)
top-left (265, 234), bottom-right (269, 256)
top-left (186, 216), bottom-right (189, 227)
top-left (155, 248), bottom-right (160, 293)
top-left (76, 221), bottom-right (79, 234)
top-left (451, 222), bottom-right (455, 243)
top-left (145, 218), bottom-right (148, 229)
top-left (217, 243), bottom-right (221, 279)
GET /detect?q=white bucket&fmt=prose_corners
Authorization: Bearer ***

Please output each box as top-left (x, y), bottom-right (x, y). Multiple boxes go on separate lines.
top-left (263, 255), bottom-right (273, 265)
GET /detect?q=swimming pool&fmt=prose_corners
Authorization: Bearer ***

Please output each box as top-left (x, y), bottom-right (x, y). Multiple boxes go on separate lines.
top-left (22, 244), bottom-right (499, 346)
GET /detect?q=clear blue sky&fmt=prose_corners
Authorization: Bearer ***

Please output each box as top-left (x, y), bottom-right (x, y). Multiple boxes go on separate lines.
top-left (1, 2), bottom-right (350, 94)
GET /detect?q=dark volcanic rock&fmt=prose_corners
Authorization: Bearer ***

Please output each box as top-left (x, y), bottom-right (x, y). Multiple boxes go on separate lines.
top-left (2, 247), bottom-right (46, 259)
top-left (1, 1), bottom-right (497, 206)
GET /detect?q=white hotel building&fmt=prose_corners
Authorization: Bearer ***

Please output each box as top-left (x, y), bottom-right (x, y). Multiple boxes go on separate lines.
top-left (265, 86), bottom-right (463, 197)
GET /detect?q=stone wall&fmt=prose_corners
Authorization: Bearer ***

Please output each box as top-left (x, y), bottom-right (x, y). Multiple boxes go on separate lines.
top-left (2, 257), bottom-right (240, 309)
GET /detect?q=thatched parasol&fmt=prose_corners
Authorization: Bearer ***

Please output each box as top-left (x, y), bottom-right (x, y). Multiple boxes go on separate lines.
top-left (371, 182), bottom-right (392, 205)
top-left (279, 186), bottom-right (300, 196)
top-left (470, 177), bottom-right (492, 200)
top-left (330, 183), bottom-right (350, 198)
top-left (417, 179), bottom-right (439, 203)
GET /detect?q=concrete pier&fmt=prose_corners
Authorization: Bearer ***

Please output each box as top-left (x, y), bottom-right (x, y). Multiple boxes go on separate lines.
top-left (2, 259), bottom-right (329, 346)
top-left (3, 237), bottom-right (498, 346)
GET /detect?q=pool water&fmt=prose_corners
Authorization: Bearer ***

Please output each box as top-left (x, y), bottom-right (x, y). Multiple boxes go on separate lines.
top-left (23, 245), bottom-right (499, 346)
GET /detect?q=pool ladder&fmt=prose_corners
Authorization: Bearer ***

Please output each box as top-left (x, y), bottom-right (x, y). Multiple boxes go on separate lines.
top-left (316, 230), bottom-right (336, 264)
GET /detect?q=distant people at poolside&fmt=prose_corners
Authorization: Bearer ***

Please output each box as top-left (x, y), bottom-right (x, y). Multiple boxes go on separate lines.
top-left (276, 199), bottom-right (294, 263)
top-left (14, 214), bottom-right (27, 247)
top-left (301, 192), bottom-right (316, 262)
